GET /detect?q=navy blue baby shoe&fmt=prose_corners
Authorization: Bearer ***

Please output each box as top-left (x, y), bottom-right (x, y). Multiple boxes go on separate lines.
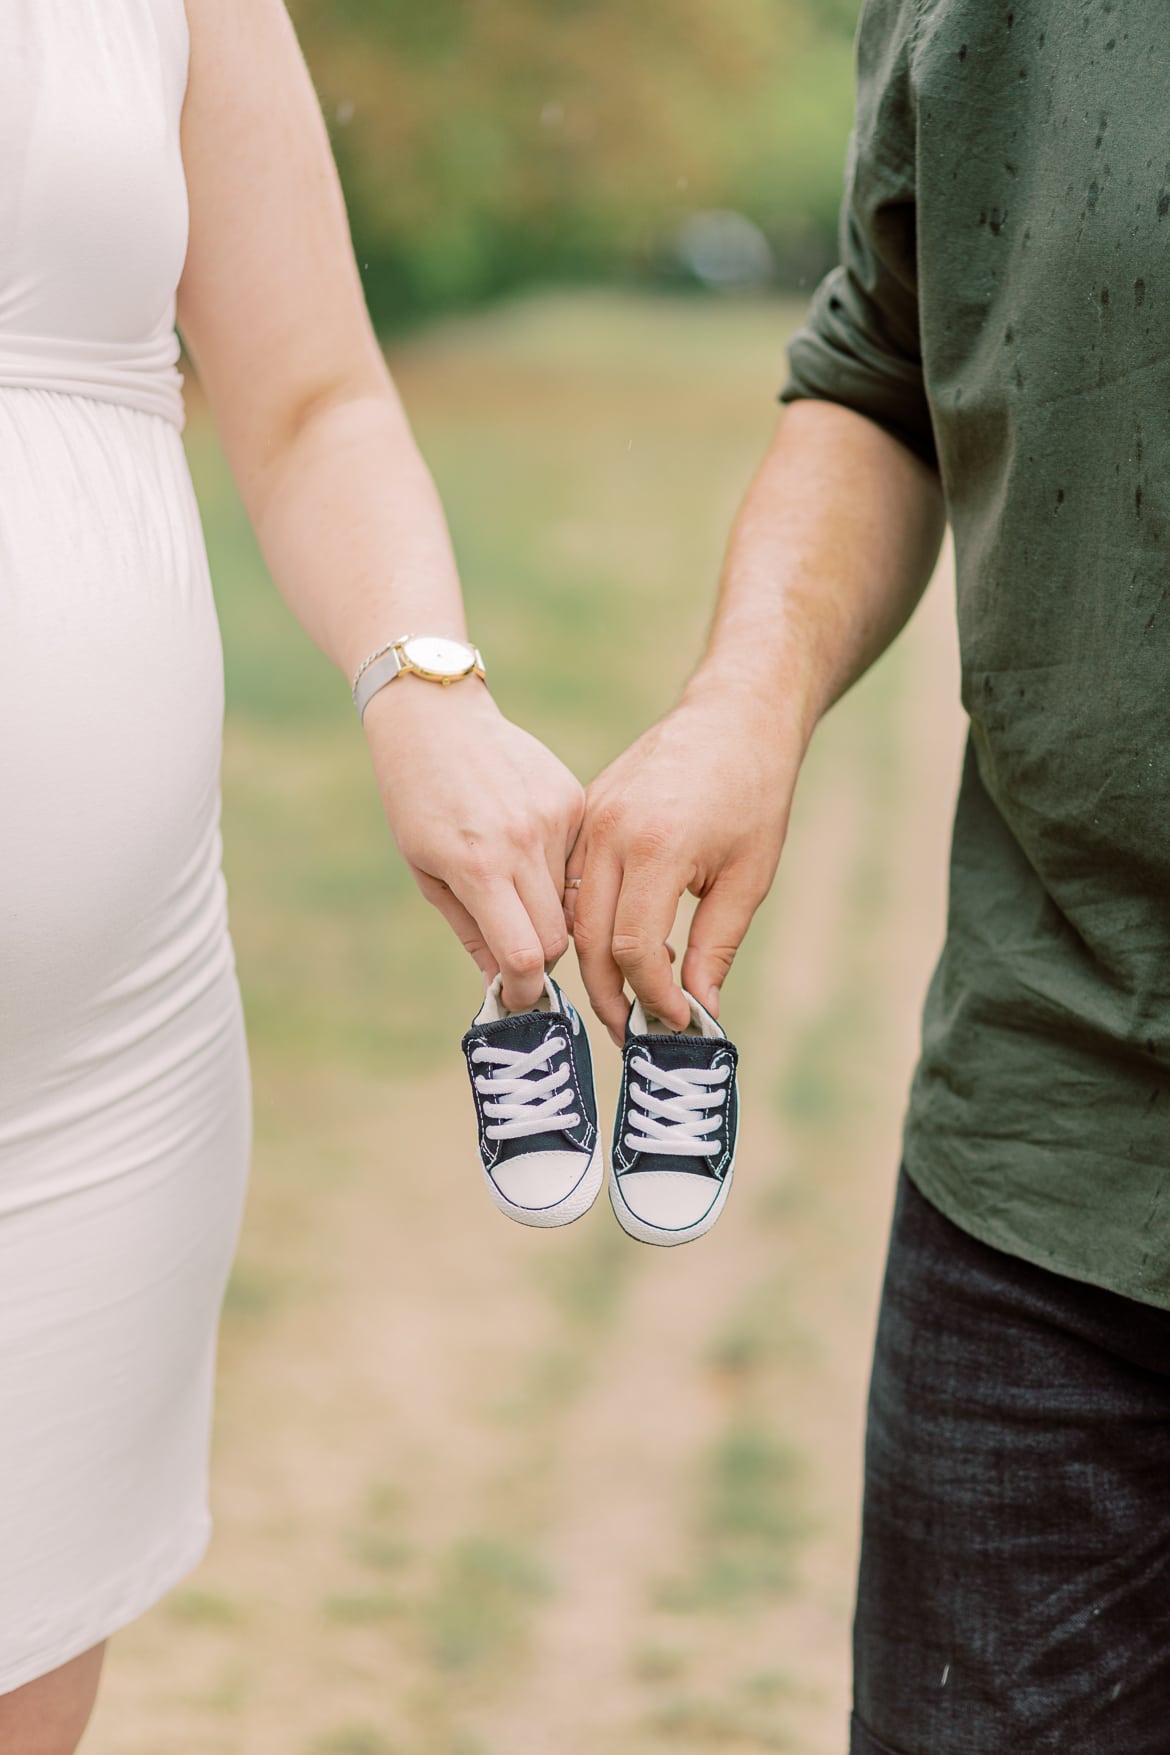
top-left (462, 973), bottom-right (603, 1228)
top-left (610, 990), bottom-right (738, 1247)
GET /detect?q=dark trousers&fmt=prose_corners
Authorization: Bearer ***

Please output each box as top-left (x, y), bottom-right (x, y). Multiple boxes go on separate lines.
top-left (851, 1169), bottom-right (1170, 1755)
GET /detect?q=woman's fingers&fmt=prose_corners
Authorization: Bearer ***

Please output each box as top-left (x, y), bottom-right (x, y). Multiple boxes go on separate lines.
top-left (562, 827), bottom-right (587, 938)
top-left (444, 867), bottom-right (548, 1012)
top-left (369, 691), bottom-right (594, 1011)
top-left (514, 854), bottom-right (572, 973)
top-left (414, 870), bottom-right (498, 983)
top-left (417, 811), bottom-right (578, 1011)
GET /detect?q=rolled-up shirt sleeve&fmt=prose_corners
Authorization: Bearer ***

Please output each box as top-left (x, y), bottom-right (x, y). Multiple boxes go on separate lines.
top-left (780, 0), bottom-right (937, 471)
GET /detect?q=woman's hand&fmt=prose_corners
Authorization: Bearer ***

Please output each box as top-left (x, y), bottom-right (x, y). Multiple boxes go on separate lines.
top-left (566, 683), bottom-right (804, 1044)
top-left (363, 678), bottom-right (585, 1011)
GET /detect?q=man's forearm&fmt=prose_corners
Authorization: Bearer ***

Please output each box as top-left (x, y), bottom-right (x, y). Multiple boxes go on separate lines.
top-left (686, 399), bottom-right (946, 750)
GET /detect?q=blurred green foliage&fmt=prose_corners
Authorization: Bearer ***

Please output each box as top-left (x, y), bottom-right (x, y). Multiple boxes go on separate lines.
top-left (286, 0), bottom-right (860, 331)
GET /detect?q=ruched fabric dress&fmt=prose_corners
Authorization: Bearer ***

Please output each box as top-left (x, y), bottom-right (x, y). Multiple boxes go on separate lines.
top-left (0, 0), bottom-right (253, 1691)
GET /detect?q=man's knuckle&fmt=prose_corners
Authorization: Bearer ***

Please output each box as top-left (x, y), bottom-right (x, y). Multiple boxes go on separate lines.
top-left (629, 821), bottom-right (674, 862)
top-left (572, 916), bottom-right (602, 957)
top-left (590, 800), bottom-right (626, 842)
top-left (611, 929), bottom-right (651, 966)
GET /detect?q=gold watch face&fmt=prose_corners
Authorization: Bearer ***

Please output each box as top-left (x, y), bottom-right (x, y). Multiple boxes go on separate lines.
top-left (401, 636), bottom-right (477, 680)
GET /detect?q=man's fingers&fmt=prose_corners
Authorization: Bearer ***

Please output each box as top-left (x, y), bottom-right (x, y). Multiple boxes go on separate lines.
top-left (446, 871), bottom-right (547, 1012)
top-left (681, 869), bottom-right (763, 1018)
top-left (414, 871), bottom-right (498, 982)
top-left (570, 843), bottom-right (628, 1043)
top-left (611, 857), bottom-right (691, 1032)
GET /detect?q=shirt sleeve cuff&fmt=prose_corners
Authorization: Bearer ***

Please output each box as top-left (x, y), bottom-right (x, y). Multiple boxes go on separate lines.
top-left (779, 271), bottom-right (939, 473)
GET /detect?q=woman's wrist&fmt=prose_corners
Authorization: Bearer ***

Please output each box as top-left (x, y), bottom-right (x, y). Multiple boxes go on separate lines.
top-left (360, 668), bottom-right (498, 743)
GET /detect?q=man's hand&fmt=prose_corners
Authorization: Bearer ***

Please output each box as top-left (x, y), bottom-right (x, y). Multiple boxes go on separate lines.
top-left (364, 679), bottom-right (585, 1011)
top-left (566, 684), bottom-right (803, 1044)
top-left (565, 402), bottom-right (946, 1045)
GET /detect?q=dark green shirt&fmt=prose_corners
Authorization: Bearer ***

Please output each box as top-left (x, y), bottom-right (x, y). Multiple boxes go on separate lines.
top-left (781, 0), bottom-right (1170, 1307)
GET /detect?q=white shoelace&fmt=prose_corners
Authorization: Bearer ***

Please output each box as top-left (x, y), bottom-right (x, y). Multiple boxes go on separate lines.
top-left (625, 1054), bottom-right (731, 1158)
top-left (473, 1034), bottom-right (580, 1141)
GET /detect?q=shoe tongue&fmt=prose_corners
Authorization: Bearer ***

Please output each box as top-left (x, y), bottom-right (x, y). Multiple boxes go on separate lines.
top-left (475, 1010), bottom-right (562, 1053)
top-left (484, 1010), bottom-right (561, 1031)
top-left (628, 1030), bottom-right (725, 1075)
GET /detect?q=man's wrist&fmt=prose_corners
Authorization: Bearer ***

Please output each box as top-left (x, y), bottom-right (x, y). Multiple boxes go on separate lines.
top-left (681, 654), bottom-right (818, 756)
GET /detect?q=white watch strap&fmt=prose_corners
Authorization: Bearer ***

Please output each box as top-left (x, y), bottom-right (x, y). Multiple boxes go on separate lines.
top-left (352, 644), bottom-right (406, 722)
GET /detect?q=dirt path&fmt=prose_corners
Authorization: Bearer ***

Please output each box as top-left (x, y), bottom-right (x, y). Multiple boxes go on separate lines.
top-left (85, 534), bottom-right (962, 1755)
top-left (466, 659), bottom-right (873, 1755)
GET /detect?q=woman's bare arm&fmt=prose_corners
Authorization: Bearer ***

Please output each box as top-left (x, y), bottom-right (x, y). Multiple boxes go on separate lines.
top-left (176, 0), bottom-right (582, 1009)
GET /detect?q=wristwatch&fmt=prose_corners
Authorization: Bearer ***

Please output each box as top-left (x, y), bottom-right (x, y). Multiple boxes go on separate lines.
top-left (352, 634), bottom-right (486, 723)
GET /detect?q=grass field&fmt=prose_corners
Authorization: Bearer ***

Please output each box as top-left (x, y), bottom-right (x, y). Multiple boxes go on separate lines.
top-left (85, 290), bottom-right (965, 1755)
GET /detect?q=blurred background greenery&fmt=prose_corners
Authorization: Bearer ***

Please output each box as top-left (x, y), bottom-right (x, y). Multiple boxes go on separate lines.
top-left (288, 0), bottom-right (859, 331)
top-left (90, 6), bottom-right (966, 1752)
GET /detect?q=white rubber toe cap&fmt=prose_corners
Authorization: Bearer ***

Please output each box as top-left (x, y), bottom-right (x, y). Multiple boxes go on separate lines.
top-left (615, 1169), bottom-right (722, 1232)
top-left (492, 1150), bottom-right (593, 1214)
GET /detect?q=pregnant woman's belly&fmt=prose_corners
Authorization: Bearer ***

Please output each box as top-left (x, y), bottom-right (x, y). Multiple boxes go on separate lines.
top-left (0, 386), bottom-right (247, 1208)
top-left (0, 387), bottom-right (254, 1680)
top-left (0, 0), bottom-right (258, 1683)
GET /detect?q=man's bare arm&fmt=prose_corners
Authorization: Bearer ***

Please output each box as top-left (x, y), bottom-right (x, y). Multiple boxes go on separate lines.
top-left (568, 398), bottom-right (946, 1041)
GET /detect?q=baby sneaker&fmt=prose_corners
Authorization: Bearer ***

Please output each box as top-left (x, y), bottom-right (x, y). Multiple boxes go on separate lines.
top-left (610, 990), bottom-right (739, 1247)
top-left (462, 972), bottom-right (604, 1228)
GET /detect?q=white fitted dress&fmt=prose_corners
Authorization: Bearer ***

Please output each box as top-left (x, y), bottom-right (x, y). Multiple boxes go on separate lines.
top-left (0, 0), bottom-right (253, 1691)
